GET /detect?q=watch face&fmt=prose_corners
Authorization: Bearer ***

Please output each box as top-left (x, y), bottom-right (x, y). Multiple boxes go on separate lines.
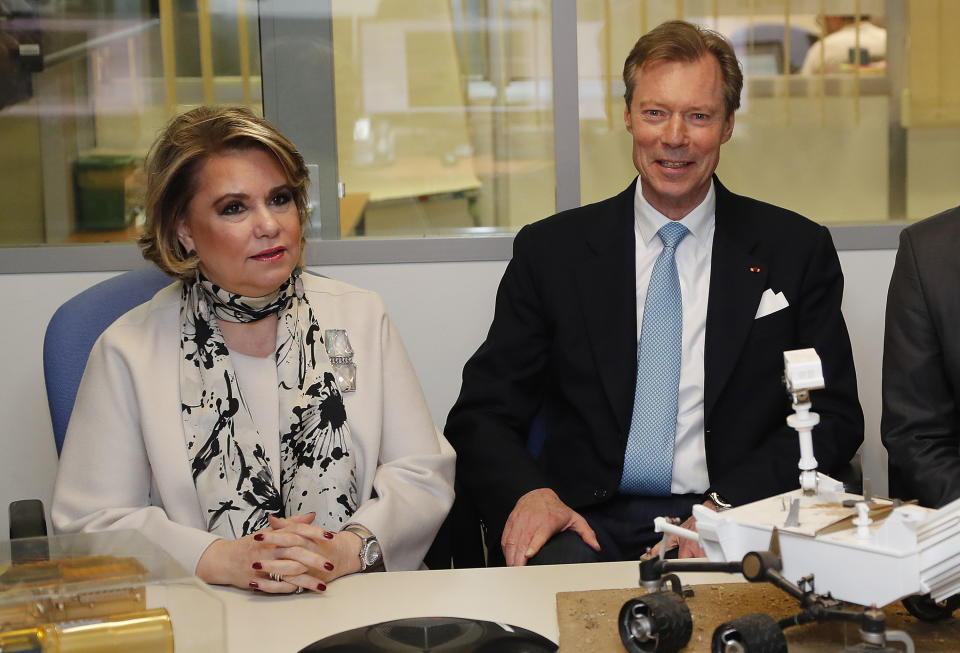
top-left (362, 539), bottom-right (382, 568)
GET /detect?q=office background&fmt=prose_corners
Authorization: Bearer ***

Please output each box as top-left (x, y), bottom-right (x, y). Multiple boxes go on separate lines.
top-left (0, 1), bottom-right (955, 536)
top-left (3, 0), bottom-right (960, 247)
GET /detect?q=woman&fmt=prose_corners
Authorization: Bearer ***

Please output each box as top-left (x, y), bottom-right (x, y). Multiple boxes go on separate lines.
top-left (52, 106), bottom-right (455, 594)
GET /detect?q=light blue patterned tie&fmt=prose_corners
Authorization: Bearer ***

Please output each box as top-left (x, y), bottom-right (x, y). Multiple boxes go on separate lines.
top-left (620, 221), bottom-right (689, 496)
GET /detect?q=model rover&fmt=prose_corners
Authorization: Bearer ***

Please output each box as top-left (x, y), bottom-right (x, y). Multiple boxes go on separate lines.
top-left (618, 349), bottom-right (960, 653)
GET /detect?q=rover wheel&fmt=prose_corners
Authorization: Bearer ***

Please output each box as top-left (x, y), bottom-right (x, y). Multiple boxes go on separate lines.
top-left (902, 593), bottom-right (960, 622)
top-left (711, 613), bottom-right (787, 653)
top-left (618, 591), bottom-right (693, 653)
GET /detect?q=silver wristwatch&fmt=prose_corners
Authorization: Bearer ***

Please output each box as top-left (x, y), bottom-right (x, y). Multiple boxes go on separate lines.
top-left (343, 524), bottom-right (383, 572)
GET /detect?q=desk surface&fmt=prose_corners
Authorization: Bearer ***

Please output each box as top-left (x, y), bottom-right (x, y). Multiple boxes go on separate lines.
top-left (211, 562), bottom-right (737, 652)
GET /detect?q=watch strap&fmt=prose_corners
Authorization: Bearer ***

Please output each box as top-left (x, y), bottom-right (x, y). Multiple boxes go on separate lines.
top-left (343, 524), bottom-right (374, 540)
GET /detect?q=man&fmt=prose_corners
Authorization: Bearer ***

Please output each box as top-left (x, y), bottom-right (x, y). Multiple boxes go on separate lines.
top-left (882, 206), bottom-right (960, 509)
top-left (445, 20), bottom-right (863, 566)
top-left (800, 10), bottom-right (886, 75)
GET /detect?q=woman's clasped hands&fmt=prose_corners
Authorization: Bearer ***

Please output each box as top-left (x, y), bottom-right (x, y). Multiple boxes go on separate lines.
top-left (196, 512), bottom-right (364, 594)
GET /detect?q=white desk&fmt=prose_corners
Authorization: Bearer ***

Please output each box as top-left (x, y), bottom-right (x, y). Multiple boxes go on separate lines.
top-left (210, 562), bottom-right (738, 652)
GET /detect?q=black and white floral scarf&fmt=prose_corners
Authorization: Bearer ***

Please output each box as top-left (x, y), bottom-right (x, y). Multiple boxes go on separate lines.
top-left (180, 269), bottom-right (358, 539)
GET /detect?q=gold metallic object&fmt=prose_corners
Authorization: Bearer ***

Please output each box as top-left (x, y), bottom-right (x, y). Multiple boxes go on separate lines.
top-left (0, 556), bottom-right (148, 629)
top-left (0, 608), bottom-right (173, 653)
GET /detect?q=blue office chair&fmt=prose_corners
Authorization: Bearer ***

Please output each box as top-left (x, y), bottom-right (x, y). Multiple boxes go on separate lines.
top-left (43, 267), bottom-right (173, 456)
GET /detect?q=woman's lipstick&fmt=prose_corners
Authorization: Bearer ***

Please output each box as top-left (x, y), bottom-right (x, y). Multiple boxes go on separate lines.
top-left (250, 246), bottom-right (285, 262)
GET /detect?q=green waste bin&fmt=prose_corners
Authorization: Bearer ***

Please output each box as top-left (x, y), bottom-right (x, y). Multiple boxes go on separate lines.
top-left (73, 154), bottom-right (141, 231)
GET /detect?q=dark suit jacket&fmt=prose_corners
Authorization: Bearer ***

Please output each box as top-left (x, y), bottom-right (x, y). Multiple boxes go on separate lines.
top-left (882, 206), bottom-right (960, 508)
top-left (445, 178), bottom-right (864, 538)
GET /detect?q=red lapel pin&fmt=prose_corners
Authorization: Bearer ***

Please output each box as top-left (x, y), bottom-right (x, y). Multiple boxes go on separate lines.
top-left (749, 266), bottom-right (760, 273)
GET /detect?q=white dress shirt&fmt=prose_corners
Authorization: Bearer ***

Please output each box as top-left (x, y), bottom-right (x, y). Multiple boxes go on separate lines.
top-left (633, 178), bottom-right (713, 494)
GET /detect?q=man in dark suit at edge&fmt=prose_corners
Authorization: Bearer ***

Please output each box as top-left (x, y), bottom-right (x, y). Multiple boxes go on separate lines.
top-left (882, 206), bottom-right (960, 509)
top-left (445, 20), bottom-right (863, 566)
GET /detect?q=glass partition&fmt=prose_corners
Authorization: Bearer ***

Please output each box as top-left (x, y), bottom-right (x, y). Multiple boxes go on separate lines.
top-left (0, 0), bottom-right (556, 246)
top-left (330, 0), bottom-right (555, 238)
top-left (0, 0), bottom-right (262, 246)
top-left (576, 0), bottom-right (960, 225)
top-left (2, 1), bottom-right (960, 252)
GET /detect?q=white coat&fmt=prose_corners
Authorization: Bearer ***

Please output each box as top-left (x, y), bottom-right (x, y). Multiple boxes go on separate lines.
top-left (52, 273), bottom-right (455, 575)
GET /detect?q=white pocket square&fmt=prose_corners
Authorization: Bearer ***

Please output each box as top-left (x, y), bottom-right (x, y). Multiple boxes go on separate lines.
top-left (755, 288), bottom-right (789, 319)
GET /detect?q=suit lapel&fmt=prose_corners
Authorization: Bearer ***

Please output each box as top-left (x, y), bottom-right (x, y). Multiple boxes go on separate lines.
top-left (574, 182), bottom-right (638, 436)
top-left (704, 180), bottom-right (768, 422)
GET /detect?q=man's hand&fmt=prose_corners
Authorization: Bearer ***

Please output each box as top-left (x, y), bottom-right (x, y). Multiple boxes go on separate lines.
top-left (501, 488), bottom-right (600, 566)
top-left (647, 500), bottom-right (717, 559)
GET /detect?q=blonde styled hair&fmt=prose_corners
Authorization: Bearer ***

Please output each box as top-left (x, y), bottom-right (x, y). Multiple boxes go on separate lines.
top-left (138, 106), bottom-right (310, 280)
top-left (622, 20), bottom-right (743, 118)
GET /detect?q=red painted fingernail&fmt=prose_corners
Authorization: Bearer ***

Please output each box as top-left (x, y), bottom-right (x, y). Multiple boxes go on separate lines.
top-left (249, 581), bottom-right (259, 590)
top-left (252, 562), bottom-right (262, 570)
top-left (323, 531), bottom-right (334, 540)
top-left (317, 582), bottom-right (326, 591)
top-left (323, 562), bottom-right (334, 571)
top-left (254, 534), bottom-right (265, 541)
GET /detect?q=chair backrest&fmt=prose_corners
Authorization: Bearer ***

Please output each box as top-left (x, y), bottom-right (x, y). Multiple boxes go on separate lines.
top-left (43, 267), bottom-right (173, 455)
